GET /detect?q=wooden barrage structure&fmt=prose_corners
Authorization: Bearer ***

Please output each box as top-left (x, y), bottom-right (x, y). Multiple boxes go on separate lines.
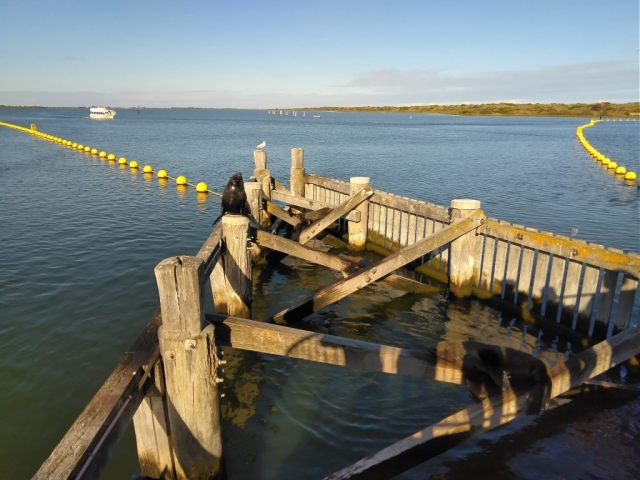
top-left (35, 147), bottom-right (640, 480)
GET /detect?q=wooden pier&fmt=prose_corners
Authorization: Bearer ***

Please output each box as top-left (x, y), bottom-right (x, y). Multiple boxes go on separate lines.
top-left (34, 147), bottom-right (640, 479)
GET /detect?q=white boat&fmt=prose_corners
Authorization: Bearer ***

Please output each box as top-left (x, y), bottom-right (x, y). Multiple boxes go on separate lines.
top-left (89, 106), bottom-right (116, 119)
top-left (313, 114), bottom-right (321, 118)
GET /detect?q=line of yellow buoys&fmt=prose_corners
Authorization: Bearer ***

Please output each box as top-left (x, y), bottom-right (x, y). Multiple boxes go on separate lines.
top-left (576, 119), bottom-right (638, 187)
top-left (0, 121), bottom-right (223, 196)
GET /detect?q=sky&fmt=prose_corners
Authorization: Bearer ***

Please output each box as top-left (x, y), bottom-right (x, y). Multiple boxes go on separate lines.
top-left (0, 0), bottom-right (638, 108)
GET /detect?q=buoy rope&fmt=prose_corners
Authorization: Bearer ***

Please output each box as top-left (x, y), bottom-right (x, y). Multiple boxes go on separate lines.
top-left (0, 121), bottom-right (224, 196)
top-left (575, 119), bottom-right (638, 186)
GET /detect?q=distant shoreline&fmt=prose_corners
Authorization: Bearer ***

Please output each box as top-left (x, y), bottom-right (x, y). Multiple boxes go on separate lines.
top-left (1, 102), bottom-right (638, 117)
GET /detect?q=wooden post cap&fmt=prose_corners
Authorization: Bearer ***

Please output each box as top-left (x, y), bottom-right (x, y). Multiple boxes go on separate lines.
top-left (221, 214), bottom-right (250, 226)
top-left (451, 199), bottom-right (481, 210)
top-left (350, 176), bottom-right (370, 184)
top-left (244, 181), bottom-right (261, 191)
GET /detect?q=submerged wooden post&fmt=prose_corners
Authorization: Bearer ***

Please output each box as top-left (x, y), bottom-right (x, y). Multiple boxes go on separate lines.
top-left (348, 177), bottom-right (371, 251)
top-left (211, 215), bottom-right (252, 318)
top-left (449, 198), bottom-right (482, 297)
top-left (254, 149), bottom-right (271, 226)
top-left (290, 148), bottom-right (305, 198)
top-left (155, 256), bottom-right (222, 479)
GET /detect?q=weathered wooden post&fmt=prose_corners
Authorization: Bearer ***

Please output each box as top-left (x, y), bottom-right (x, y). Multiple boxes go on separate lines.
top-left (154, 255), bottom-right (223, 479)
top-left (244, 181), bottom-right (263, 261)
top-left (254, 149), bottom-right (271, 227)
top-left (290, 148), bottom-right (305, 198)
top-left (348, 176), bottom-right (371, 251)
top-left (449, 199), bottom-right (482, 297)
top-left (211, 215), bottom-right (252, 318)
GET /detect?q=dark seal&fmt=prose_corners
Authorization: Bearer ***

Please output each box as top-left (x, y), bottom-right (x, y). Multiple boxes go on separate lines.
top-left (212, 172), bottom-right (248, 226)
top-left (428, 340), bottom-right (551, 415)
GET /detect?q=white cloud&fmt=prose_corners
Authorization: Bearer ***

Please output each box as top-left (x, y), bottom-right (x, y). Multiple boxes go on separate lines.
top-left (1, 60), bottom-right (637, 108)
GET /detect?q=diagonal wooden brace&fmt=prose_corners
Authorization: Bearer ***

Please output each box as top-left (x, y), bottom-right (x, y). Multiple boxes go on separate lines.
top-left (298, 186), bottom-right (374, 245)
top-left (269, 210), bottom-right (485, 324)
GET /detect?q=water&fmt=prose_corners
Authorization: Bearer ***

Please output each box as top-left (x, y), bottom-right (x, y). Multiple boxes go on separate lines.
top-left (0, 109), bottom-right (638, 479)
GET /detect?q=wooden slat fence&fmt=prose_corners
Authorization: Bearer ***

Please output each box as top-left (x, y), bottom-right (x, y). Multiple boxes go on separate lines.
top-left (304, 174), bottom-right (640, 339)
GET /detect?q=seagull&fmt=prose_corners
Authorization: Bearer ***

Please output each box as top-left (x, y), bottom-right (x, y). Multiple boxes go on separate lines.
top-left (256, 141), bottom-right (266, 149)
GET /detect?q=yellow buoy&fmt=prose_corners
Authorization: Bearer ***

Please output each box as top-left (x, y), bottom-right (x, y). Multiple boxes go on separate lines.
top-left (157, 169), bottom-right (168, 178)
top-left (196, 182), bottom-right (208, 193)
top-left (608, 162), bottom-right (617, 169)
top-left (615, 166), bottom-right (626, 175)
top-left (91, 148), bottom-right (98, 155)
top-left (143, 165), bottom-right (153, 173)
top-left (118, 157), bottom-right (127, 164)
top-left (77, 144), bottom-right (83, 150)
top-left (99, 151), bottom-right (107, 158)
top-left (601, 157), bottom-right (609, 165)
top-left (625, 171), bottom-right (637, 180)
top-left (107, 153), bottom-right (116, 160)
top-left (84, 146), bottom-right (91, 152)
top-left (176, 175), bottom-right (188, 185)
top-left (130, 160), bottom-right (139, 169)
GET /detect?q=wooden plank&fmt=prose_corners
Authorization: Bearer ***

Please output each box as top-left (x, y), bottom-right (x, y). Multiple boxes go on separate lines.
top-left (305, 174), bottom-right (351, 194)
top-left (503, 242), bottom-right (521, 303)
top-left (484, 220), bottom-right (640, 277)
top-left (256, 230), bottom-right (355, 274)
top-left (195, 224), bottom-right (222, 278)
top-left (531, 251), bottom-right (550, 313)
top-left (299, 186), bottom-right (373, 245)
top-left (614, 274), bottom-right (638, 330)
top-left (546, 254), bottom-right (567, 321)
top-left (265, 199), bottom-right (303, 228)
top-left (577, 264), bottom-right (600, 329)
top-left (269, 211), bottom-right (484, 324)
top-left (33, 312), bottom-right (161, 480)
top-left (517, 246), bottom-right (535, 307)
top-left (492, 238), bottom-right (508, 296)
top-left (271, 190), bottom-right (360, 222)
top-left (370, 192), bottom-right (449, 222)
top-left (324, 325), bottom-right (640, 480)
top-left (595, 269), bottom-right (618, 332)
top-left (133, 394), bottom-right (175, 479)
top-left (207, 314), bottom-right (438, 378)
top-left (478, 235), bottom-right (495, 292)
top-left (562, 259), bottom-right (582, 326)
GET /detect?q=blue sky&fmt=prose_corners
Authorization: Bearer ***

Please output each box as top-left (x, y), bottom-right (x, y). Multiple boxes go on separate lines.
top-left (0, 0), bottom-right (638, 107)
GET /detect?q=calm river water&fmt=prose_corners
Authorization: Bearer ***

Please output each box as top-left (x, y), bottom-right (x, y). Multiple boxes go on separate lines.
top-left (1, 109), bottom-right (638, 479)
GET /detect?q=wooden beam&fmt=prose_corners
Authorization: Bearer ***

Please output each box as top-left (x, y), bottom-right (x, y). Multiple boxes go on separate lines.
top-left (299, 186), bottom-right (374, 244)
top-left (206, 313), bottom-right (437, 378)
top-left (324, 325), bottom-right (640, 480)
top-left (271, 189), bottom-right (361, 222)
top-left (256, 231), bottom-right (440, 295)
top-left (195, 224), bottom-right (222, 278)
top-left (270, 211), bottom-right (484, 324)
top-left (33, 312), bottom-right (161, 480)
top-left (256, 230), bottom-right (355, 275)
top-left (265, 199), bottom-right (303, 228)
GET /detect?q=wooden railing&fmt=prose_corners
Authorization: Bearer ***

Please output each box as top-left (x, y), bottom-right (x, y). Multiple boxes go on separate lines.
top-left (303, 174), bottom-right (639, 339)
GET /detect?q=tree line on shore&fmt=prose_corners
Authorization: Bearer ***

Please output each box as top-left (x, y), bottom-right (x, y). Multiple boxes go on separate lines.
top-left (301, 102), bottom-right (640, 117)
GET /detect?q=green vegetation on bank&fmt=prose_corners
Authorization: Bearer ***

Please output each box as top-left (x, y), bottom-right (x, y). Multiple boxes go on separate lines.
top-left (301, 102), bottom-right (640, 117)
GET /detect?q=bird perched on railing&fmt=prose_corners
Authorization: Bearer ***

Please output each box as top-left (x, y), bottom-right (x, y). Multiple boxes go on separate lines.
top-left (212, 172), bottom-right (248, 226)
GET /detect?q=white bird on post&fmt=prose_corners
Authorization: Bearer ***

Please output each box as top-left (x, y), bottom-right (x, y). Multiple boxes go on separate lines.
top-left (256, 141), bottom-right (266, 149)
